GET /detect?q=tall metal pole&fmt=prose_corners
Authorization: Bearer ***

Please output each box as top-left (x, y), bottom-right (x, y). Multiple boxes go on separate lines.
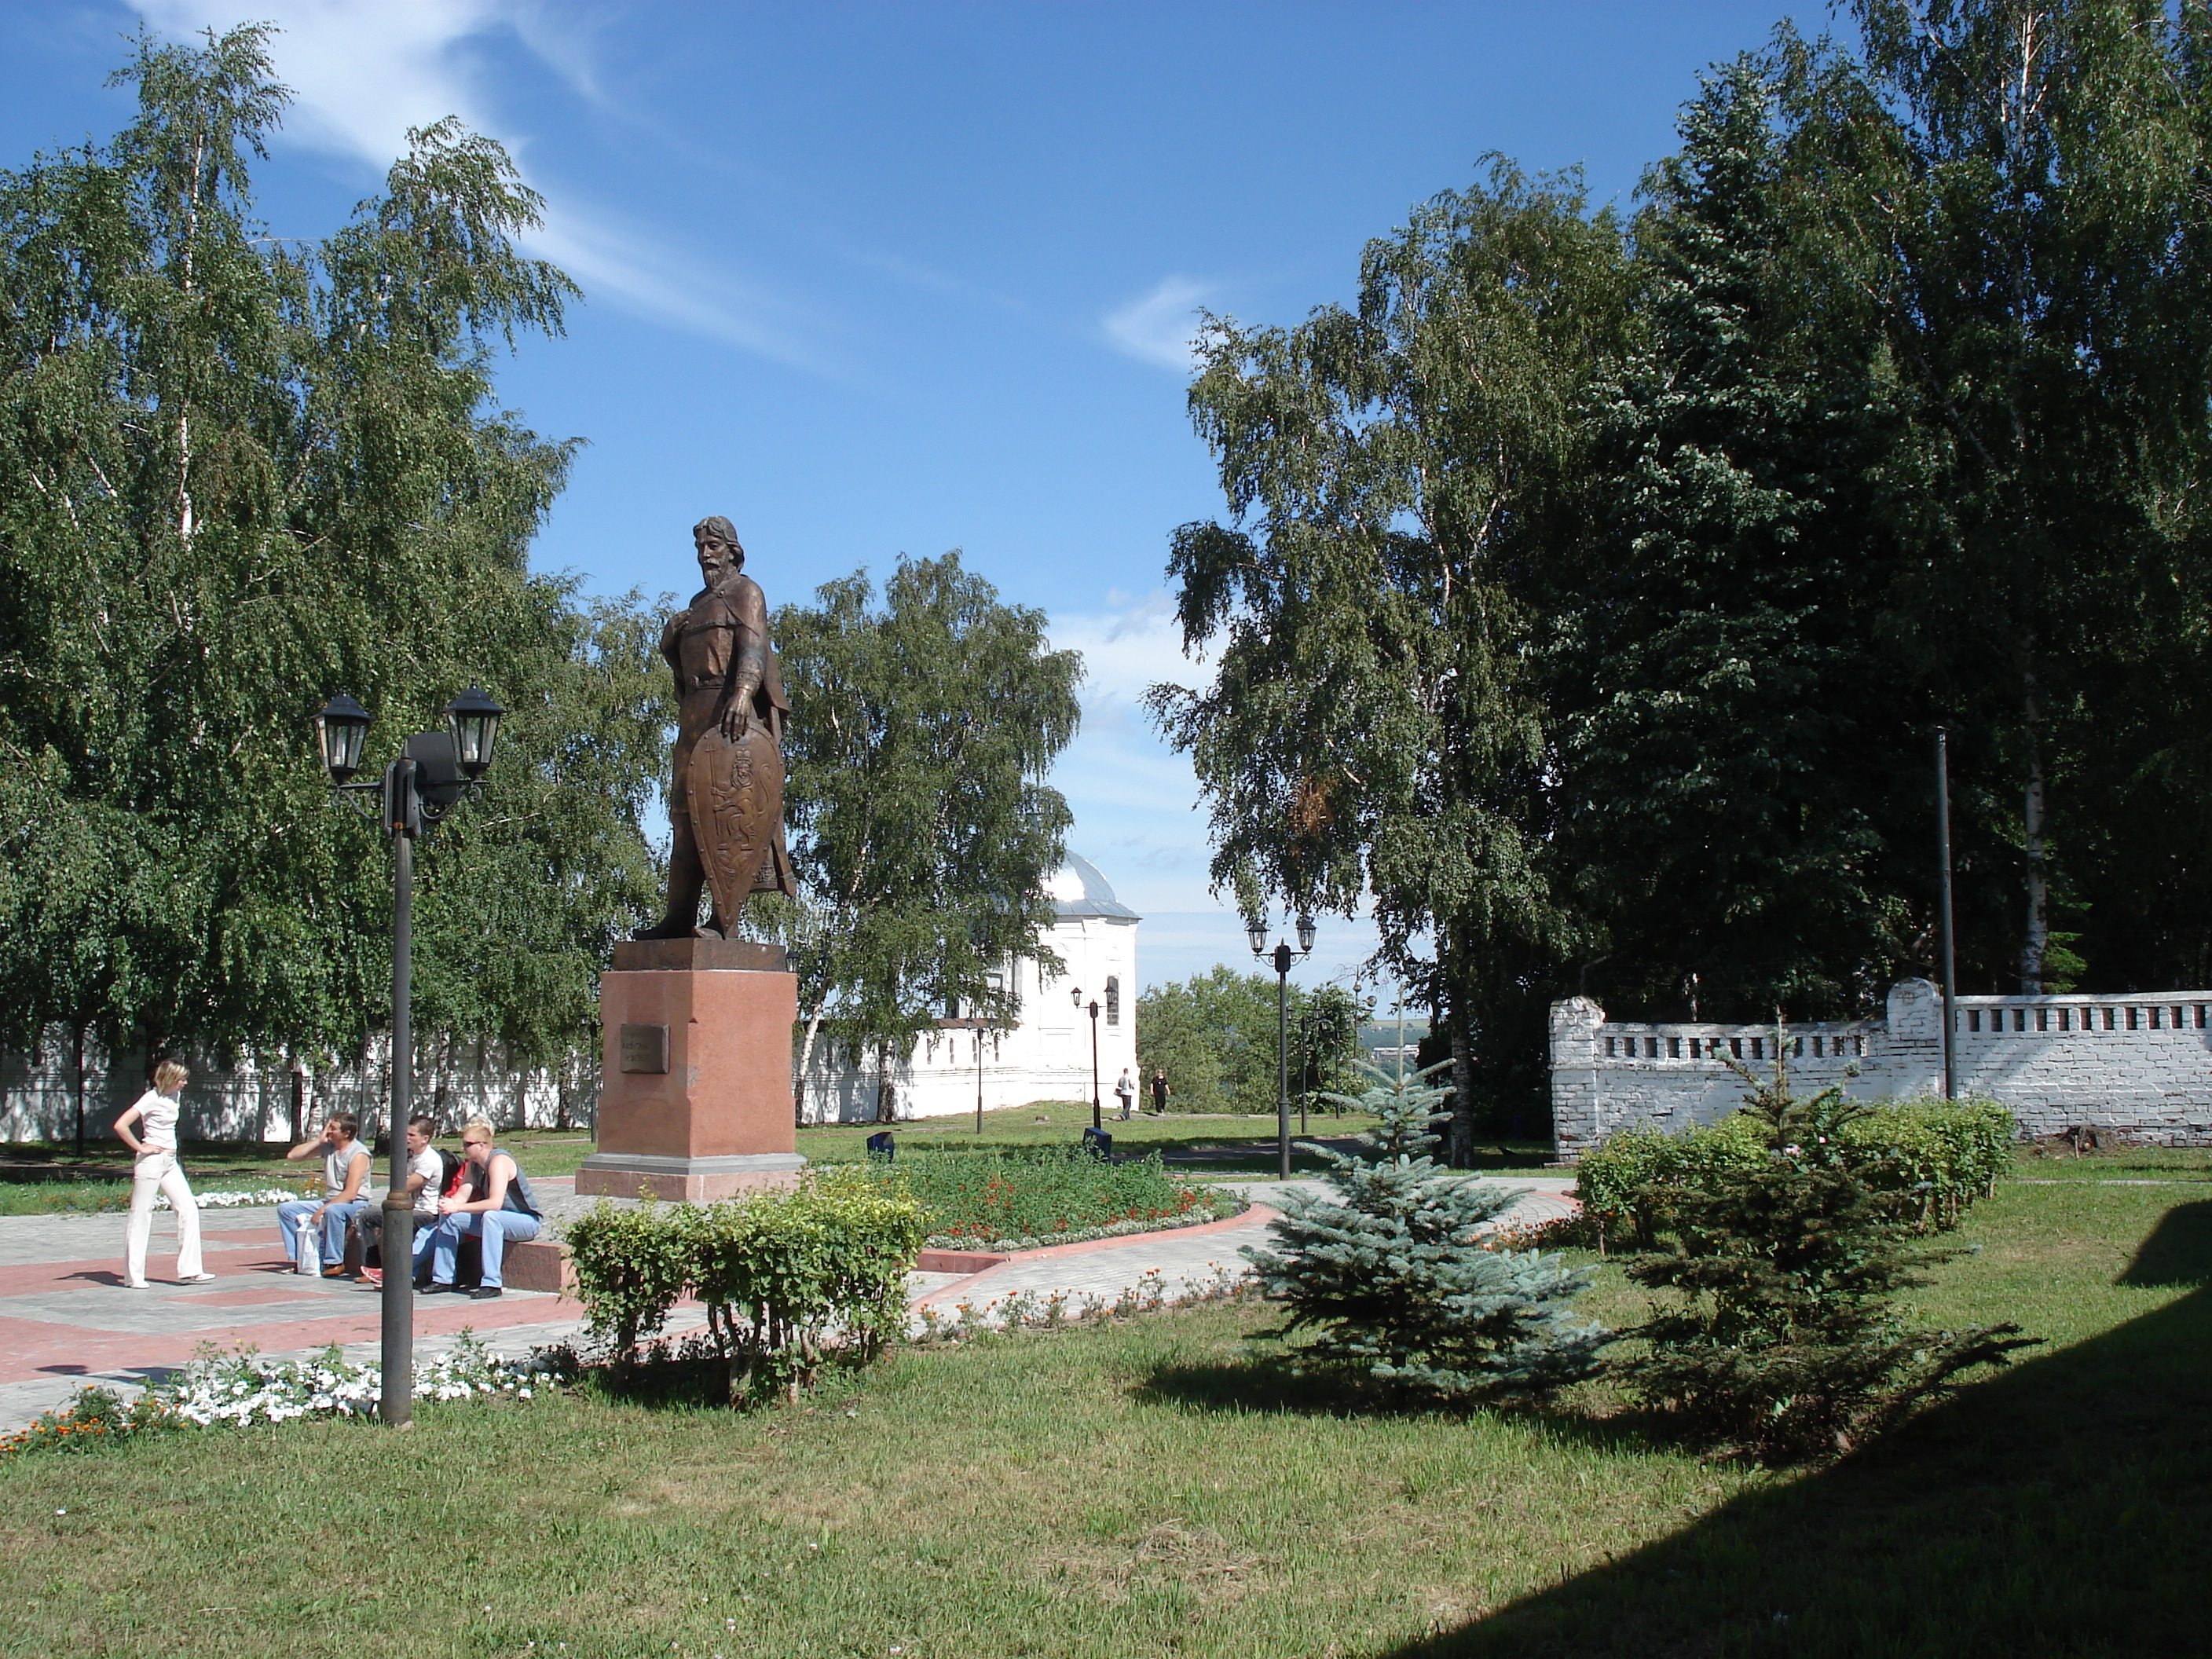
top-left (1936, 727), bottom-right (1959, 1102)
top-left (1395, 994), bottom-right (1405, 1088)
top-left (1088, 1003), bottom-right (1101, 1130)
top-left (975, 1028), bottom-right (984, 1135)
top-left (379, 760), bottom-right (416, 1427)
top-left (1298, 1013), bottom-right (1309, 1137)
top-left (1274, 944), bottom-right (1291, 1180)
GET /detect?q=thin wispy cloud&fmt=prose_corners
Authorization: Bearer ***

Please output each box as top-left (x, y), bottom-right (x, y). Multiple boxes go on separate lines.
top-left (1044, 590), bottom-right (1222, 918)
top-left (1102, 275), bottom-right (1215, 370)
top-left (135, 0), bottom-right (511, 163)
top-left (130, 0), bottom-right (815, 364)
top-left (525, 207), bottom-right (824, 370)
top-left (1048, 588), bottom-right (1209, 719)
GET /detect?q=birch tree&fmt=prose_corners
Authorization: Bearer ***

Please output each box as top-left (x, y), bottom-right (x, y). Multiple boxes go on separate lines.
top-left (1149, 162), bottom-right (1637, 1157)
top-left (0, 25), bottom-right (667, 1074)
top-left (768, 553), bottom-right (1080, 1120)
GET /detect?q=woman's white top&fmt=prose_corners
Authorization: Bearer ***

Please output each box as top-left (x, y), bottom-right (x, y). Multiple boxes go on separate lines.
top-left (131, 1089), bottom-right (179, 1152)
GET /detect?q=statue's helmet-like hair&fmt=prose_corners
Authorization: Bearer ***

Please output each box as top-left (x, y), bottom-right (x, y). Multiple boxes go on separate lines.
top-left (693, 515), bottom-right (745, 567)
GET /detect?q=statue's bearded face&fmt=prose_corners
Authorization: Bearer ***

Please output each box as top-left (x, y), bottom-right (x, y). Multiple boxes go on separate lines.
top-left (696, 532), bottom-right (738, 585)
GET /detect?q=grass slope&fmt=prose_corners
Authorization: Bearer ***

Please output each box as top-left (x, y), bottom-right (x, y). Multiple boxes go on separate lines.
top-left (0, 1175), bottom-right (2202, 1656)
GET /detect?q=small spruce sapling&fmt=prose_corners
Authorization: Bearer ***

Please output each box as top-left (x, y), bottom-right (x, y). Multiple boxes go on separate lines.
top-left (1621, 1033), bottom-right (2038, 1461)
top-left (1242, 1060), bottom-right (1605, 1396)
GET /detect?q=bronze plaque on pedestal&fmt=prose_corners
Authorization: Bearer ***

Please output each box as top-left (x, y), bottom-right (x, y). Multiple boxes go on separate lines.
top-left (619, 1023), bottom-right (670, 1074)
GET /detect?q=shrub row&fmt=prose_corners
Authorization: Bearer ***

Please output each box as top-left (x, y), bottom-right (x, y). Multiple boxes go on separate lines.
top-left (565, 1171), bottom-right (925, 1404)
top-left (1577, 1095), bottom-right (2016, 1248)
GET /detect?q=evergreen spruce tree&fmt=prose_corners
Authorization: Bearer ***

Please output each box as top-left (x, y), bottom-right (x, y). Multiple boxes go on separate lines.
top-left (1243, 1061), bottom-right (1604, 1396)
top-left (1556, 51), bottom-right (1918, 1024)
top-left (1621, 1046), bottom-right (2037, 1461)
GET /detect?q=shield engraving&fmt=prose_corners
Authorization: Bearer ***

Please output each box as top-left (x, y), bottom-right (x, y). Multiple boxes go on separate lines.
top-left (687, 721), bottom-right (783, 929)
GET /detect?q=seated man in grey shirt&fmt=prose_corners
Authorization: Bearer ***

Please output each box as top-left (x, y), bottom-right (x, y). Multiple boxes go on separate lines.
top-left (356, 1115), bottom-right (445, 1287)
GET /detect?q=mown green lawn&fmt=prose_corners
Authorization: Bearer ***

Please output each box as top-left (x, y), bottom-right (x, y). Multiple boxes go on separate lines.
top-left (1, 1173), bottom-right (2202, 1656)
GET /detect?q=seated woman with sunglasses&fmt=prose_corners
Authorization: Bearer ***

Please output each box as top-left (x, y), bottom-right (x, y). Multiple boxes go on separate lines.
top-left (420, 1119), bottom-right (543, 1299)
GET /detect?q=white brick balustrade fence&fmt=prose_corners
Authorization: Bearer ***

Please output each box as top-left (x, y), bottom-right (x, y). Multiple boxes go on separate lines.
top-left (2, 1031), bottom-right (597, 1146)
top-left (1550, 978), bottom-right (2212, 1159)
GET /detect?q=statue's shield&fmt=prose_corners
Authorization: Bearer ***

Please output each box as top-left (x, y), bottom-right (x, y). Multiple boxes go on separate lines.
top-left (687, 722), bottom-right (783, 929)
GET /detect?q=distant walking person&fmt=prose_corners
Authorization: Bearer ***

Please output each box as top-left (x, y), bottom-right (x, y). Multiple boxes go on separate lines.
top-left (114, 1060), bottom-right (214, 1289)
top-left (1149, 1069), bottom-right (1171, 1115)
top-left (1114, 1067), bottom-right (1136, 1120)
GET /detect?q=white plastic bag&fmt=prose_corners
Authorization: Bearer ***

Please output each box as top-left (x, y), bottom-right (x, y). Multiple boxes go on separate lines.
top-left (295, 1218), bottom-right (320, 1276)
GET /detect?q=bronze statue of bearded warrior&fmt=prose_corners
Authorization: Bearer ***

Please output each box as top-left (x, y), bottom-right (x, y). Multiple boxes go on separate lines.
top-left (634, 515), bottom-right (797, 939)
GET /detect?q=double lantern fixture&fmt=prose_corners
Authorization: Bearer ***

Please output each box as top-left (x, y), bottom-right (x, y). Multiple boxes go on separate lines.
top-left (309, 684), bottom-right (504, 1429)
top-left (312, 687), bottom-right (504, 826)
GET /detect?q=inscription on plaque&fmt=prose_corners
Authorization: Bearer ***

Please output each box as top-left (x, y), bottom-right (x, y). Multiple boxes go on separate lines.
top-left (619, 1023), bottom-right (670, 1075)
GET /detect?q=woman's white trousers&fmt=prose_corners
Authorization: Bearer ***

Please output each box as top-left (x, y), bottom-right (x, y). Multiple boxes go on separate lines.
top-left (124, 1150), bottom-right (204, 1284)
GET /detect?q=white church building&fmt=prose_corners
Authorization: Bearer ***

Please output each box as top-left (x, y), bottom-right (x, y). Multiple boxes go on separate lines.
top-left (796, 853), bottom-right (1140, 1122)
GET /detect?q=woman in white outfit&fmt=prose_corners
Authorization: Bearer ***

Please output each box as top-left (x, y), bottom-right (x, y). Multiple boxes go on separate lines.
top-left (114, 1060), bottom-right (215, 1288)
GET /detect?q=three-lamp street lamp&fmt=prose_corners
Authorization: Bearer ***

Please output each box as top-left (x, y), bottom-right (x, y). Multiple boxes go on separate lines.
top-left (312, 684), bottom-right (504, 1427)
top-left (1247, 912), bottom-right (1316, 1180)
top-left (1069, 987), bottom-right (1103, 1130)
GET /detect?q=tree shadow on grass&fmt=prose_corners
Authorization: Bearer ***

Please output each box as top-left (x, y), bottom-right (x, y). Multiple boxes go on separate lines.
top-left (2116, 1199), bottom-right (2212, 1287)
top-left (1369, 1223), bottom-right (2212, 1657)
top-left (1135, 1349), bottom-right (1392, 1419)
top-left (1133, 1346), bottom-right (1653, 1456)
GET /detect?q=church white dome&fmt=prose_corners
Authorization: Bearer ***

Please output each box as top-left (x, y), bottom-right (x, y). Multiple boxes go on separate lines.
top-left (1046, 852), bottom-right (1140, 921)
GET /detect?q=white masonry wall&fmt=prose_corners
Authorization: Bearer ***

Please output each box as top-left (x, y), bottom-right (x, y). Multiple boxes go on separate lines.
top-left (0, 1030), bottom-right (599, 1146)
top-left (1549, 977), bottom-right (2212, 1159)
top-left (797, 913), bottom-right (1139, 1125)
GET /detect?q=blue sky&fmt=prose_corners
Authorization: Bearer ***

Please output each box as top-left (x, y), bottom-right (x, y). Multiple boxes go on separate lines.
top-left (0, 0), bottom-right (1818, 995)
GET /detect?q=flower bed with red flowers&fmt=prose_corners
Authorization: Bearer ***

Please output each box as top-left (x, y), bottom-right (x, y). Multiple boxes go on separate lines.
top-left (862, 1148), bottom-right (1243, 1252)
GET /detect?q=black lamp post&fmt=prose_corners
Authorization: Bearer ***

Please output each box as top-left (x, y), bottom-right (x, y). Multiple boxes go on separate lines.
top-left (312, 685), bottom-right (503, 1427)
top-left (1070, 987), bottom-right (1102, 1130)
top-left (1247, 914), bottom-right (1316, 1179)
top-left (1298, 1008), bottom-right (1317, 1136)
top-left (1935, 726), bottom-right (1959, 1101)
top-left (936, 1016), bottom-right (990, 1133)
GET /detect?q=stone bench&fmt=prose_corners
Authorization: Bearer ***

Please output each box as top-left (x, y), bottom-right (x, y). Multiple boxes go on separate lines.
top-left (500, 1237), bottom-right (574, 1295)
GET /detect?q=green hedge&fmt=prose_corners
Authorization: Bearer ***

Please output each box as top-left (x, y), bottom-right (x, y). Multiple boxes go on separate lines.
top-left (1840, 1096), bottom-right (2015, 1230)
top-left (1577, 1097), bottom-right (2016, 1248)
top-left (566, 1170), bottom-right (925, 1403)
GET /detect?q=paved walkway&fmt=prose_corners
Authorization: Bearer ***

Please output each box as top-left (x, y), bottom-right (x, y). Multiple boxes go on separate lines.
top-left (0, 1174), bottom-right (1577, 1430)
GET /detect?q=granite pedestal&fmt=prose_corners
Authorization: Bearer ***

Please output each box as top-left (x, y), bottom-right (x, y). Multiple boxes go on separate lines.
top-left (575, 938), bottom-right (805, 1201)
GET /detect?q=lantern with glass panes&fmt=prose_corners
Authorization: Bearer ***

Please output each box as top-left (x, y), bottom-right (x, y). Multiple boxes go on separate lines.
top-left (309, 687), bottom-right (504, 1430)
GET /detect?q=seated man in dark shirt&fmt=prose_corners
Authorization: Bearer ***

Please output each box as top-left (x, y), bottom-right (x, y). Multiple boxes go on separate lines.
top-left (420, 1117), bottom-right (543, 1301)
